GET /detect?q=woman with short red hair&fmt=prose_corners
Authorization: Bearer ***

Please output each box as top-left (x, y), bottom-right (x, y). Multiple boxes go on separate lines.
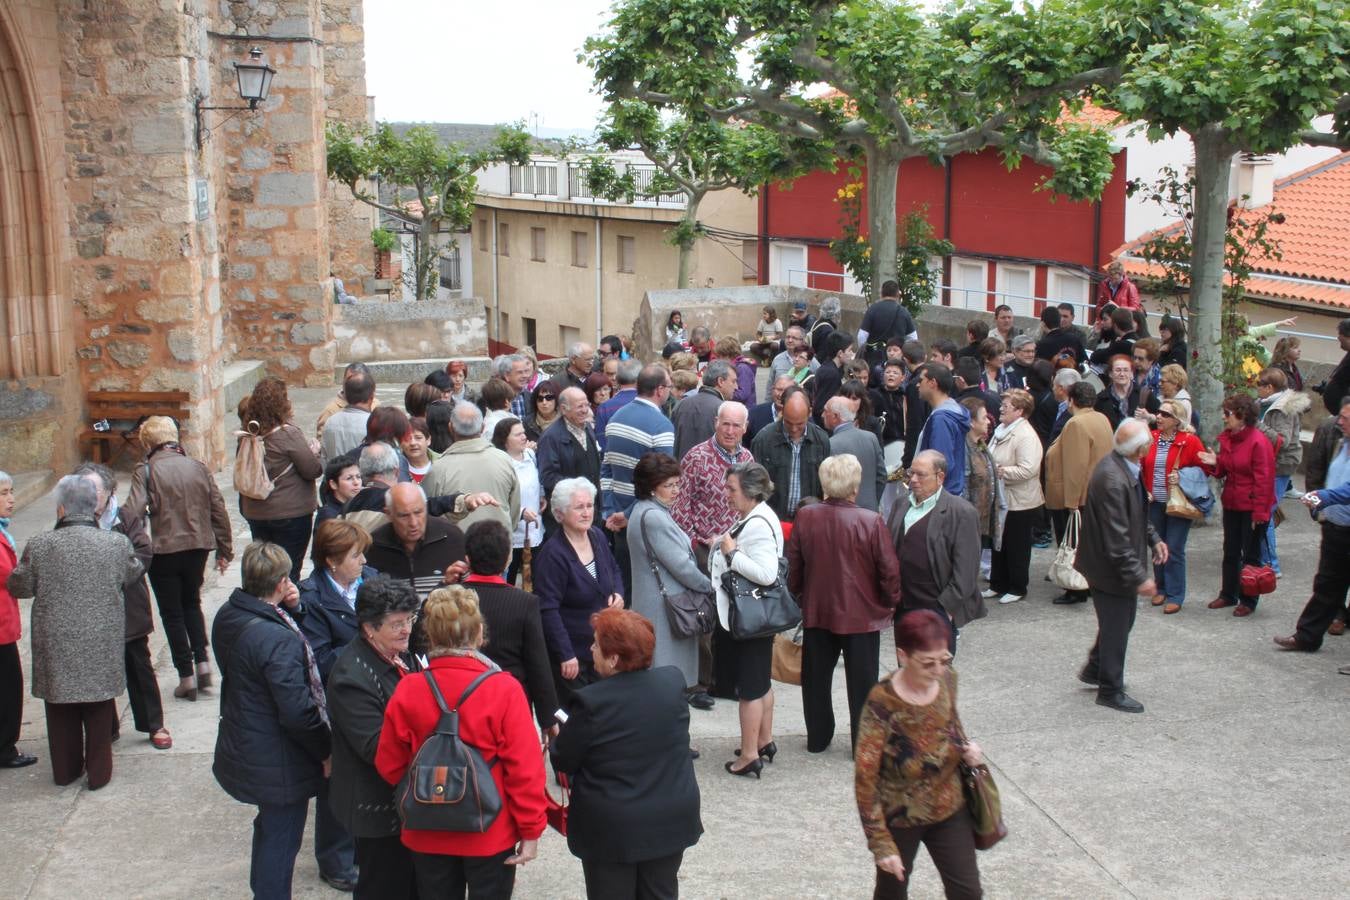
top-left (553, 608), bottom-right (703, 899)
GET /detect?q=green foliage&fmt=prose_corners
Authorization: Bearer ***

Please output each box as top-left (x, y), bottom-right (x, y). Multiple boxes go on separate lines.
top-left (1127, 165), bottom-right (1286, 391)
top-left (370, 227), bottom-right (397, 254)
top-left (326, 121), bottom-right (533, 300)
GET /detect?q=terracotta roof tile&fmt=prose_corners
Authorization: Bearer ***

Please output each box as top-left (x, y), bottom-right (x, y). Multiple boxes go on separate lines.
top-left (1115, 152), bottom-right (1350, 309)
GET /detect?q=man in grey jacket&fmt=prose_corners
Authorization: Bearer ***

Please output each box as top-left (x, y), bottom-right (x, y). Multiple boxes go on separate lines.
top-left (1073, 419), bottom-right (1166, 713)
top-left (824, 396), bottom-right (886, 512)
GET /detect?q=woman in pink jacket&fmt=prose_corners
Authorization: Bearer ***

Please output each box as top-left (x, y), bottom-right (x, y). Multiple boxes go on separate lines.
top-left (1198, 394), bottom-right (1276, 617)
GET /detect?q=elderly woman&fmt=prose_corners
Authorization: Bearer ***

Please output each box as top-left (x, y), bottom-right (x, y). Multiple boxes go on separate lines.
top-left (627, 453), bottom-right (714, 697)
top-left (553, 607), bottom-right (703, 899)
top-left (377, 586), bottom-right (545, 896)
top-left (1198, 393), bottom-right (1276, 617)
top-left (959, 398), bottom-right (1000, 582)
top-left (8, 474), bottom-right (142, 788)
top-left (1158, 364), bottom-right (1194, 427)
top-left (710, 462), bottom-right (783, 778)
top-left (212, 542), bottom-right (331, 899)
top-left (0, 470), bottom-right (33, 769)
top-left (787, 455), bottom-right (901, 754)
top-left (856, 610), bottom-right (984, 900)
top-left (327, 576), bottom-right (422, 900)
top-left (127, 415), bottom-right (233, 702)
top-left (492, 417), bottom-right (544, 583)
top-left (984, 388), bottom-right (1044, 605)
top-left (1139, 399), bottom-right (1206, 615)
top-left (533, 477), bottom-right (624, 701)
top-left (1257, 366), bottom-right (1311, 577)
top-left (240, 377), bottom-right (324, 583)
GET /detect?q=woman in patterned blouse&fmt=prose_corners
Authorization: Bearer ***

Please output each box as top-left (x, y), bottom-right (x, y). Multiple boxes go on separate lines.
top-left (854, 610), bottom-right (984, 899)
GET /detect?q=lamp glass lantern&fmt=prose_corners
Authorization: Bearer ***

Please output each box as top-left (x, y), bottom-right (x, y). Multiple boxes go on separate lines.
top-left (233, 47), bottom-right (276, 109)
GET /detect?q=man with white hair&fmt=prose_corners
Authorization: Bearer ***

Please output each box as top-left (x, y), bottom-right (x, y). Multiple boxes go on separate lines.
top-left (422, 401), bottom-right (521, 534)
top-left (341, 441), bottom-right (495, 534)
top-left (364, 483), bottom-right (470, 606)
top-left (550, 341), bottom-right (595, 395)
top-left (494, 353), bottom-right (534, 420)
top-left (1073, 418), bottom-right (1167, 713)
top-left (823, 395), bottom-right (886, 512)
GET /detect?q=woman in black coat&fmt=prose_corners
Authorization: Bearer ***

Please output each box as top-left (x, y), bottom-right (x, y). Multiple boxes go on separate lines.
top-left (553, 608), bottom-right (702, 900)
top-left (326, 576), bottom-right (422, 900)
top-left (212, 542), bottom-right (331, 900)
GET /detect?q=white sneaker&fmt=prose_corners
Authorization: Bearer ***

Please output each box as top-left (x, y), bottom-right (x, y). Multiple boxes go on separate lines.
top-left (980, 588), bottom-right (999, 599)
top-left (998, 594), bottom-right (1024, 605)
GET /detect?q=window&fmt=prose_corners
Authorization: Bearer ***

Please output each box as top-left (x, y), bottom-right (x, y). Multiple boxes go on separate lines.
top-left (523, 317), bottom-right (537, 350)
top-left (438, 245), bottom-right (461, 290)
top-left (951, 259), bottom-right (987, 310)
top-left (559, 325), bottom-right (580, 357)
top-left (741, 239), bottom-right (759, 280)
top-left (478, 218), bottom-right (488, 252)
top-left (617, 235), bottom-right (636, 274)
top-left (531, 227), bottom-right (547, 262)
top-left (571, 231), bottom-right (588, 268)
top-left (498, 222), bottom-right (510, 256)
top-left (995, 263), bottom-right (1035, 316)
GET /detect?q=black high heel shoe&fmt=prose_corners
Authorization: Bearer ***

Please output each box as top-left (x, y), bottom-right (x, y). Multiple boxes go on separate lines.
top-left (730, 741), bottom-right (778, 764)
top-left (724, 757), bottom-right (763, 779)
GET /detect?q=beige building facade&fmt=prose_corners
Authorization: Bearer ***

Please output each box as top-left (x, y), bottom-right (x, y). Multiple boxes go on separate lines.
top-left (471, 158), bottom-right (759, 356)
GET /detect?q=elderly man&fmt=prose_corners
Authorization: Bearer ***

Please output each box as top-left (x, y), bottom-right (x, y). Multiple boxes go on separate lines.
top-left (595, 358), bottom-right (641, 450)
top-left (1048, 368), bottom-right (1083, 443)
top-left (748, 374), bottom-right (795, 443)
top-left (1045, 381), bottom-right (1115, 604)
top-left (550, 341), bottom-right (595, 394)
top-left (342, 441), bottom-right (494, 535)
top-left (673, 359), bottom-right (737, 459)
top-left (825, 395), bottom-right (886, 512)
top-left (423, 401), bottom-right (521, 533)
top-left (536, 387), bottom-right (601, 535)
top-left (8, 474), bottom-right (142, 787)
top-left (365, 483), bottom-right (469, 608)
top-left (1074, 419), bottom-right (1167, 713)
top-left (751, 388), bottom-right (831, 521)
top-left (1275, 396), bottom-right (1350, 665)
top-left (885, 451), bottom-right (984, 652)
top-left (770, 325), bottom-right (819, 384)
top-left (491, 353), bottom-right (534, 420)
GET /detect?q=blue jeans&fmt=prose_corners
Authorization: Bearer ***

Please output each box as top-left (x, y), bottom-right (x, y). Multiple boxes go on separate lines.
top-left (1261, 474), bottom-right (1291, 575)
top-left (1147, 501), bottom-right (1192, 606)
top-left (251, 800), bottom-right (309, 900)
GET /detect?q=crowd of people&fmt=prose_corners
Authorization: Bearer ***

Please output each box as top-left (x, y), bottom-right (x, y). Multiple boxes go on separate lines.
top-left (3, 275), bottom-right (1350, 899)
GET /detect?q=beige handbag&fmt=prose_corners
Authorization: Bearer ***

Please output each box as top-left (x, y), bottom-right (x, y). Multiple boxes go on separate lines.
top-left (1048, 509), bottom-right (1089, 592)
top-left (770, 627), bottom-right (803, 685)
top-left (1165, 482), bottom-right (1204, 520)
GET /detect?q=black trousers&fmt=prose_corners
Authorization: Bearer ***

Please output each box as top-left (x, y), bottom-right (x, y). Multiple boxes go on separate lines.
top-left (0, 641), bottom-right (22, 760)
top-left (354, 834), bottom-right (417, 900)
top-left (248, 514), bottom-right (313, 584)
top-left (581, 851), bottom-right (684, 900)
top-left (123, 635), bottom-right (164, 733)
top-left (1050, 508), bottom-right (1088, 600)
top-left (1086, 588), bottom-right (1137, 696)
top-left (1294, 522), bottom-right (1350, 650)
top-left (1219, 509), bottom-right (1268, 609)
top-left (610, 525), bottom-right (633, 604)
top-left (801, 628), bottom-right (880, 753)
top-left (872, 807), bottom-right (982, 900)
top-left (990, 507), bottom-right (1038, 596)
top-left (412, 848), bottom-right (515, 900)
top-left (45, 699), bottom-right (117, 788)
top-left (147, 548), bottom-right (211, 677)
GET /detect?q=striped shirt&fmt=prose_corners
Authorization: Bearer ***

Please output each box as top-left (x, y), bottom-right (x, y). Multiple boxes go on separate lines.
top-left (1149, 437), bottom-right (1172, 502)
top-left (601, 398), bottom-right (675, 517)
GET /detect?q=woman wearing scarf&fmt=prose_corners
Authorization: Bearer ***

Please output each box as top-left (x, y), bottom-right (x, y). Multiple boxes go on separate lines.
top-left (0, 470), bottom-right (34, 769)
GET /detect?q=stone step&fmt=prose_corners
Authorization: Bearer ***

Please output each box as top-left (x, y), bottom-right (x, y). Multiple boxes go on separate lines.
top-left (222, 360), bottom-right (267, 415)
top-left (8, 469), bottom-right (56, 513)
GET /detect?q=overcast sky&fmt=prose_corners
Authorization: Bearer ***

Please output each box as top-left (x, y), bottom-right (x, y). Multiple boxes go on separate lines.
top-left (365, 0), bottom-right (612, 133)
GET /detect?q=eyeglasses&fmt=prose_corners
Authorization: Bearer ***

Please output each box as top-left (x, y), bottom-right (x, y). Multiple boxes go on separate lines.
top-left (537, 395), bottom-right (557, 402)
top-left (381, 614), bottom-right (418, 633)
top-left (1157, 411), bottom-right (1175, 420)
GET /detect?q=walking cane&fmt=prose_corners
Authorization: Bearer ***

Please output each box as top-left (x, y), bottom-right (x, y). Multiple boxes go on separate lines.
top-left (522, 519), bottom-right (533, 592)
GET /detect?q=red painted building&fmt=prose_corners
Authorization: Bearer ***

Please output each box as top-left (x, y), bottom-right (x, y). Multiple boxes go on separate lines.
top-left (758, 145), bottom-right (1128, 319)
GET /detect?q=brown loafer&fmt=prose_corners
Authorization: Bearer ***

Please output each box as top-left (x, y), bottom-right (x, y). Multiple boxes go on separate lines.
top-left (1233, 605), bottom-right (1255, 618)
top-left (1329, 619), bottom-right (1346, 636)
top-left (1163, 603), bottom-right (1181, 614)
top-left (1273, 635), bottom-right (1312, 651)
top-left (150, 728), bottom-right (173, 750)
top-left (1208, 597), bottom-right (1236, 610)
top-left (1151, 594), bottom-right (1165, 607)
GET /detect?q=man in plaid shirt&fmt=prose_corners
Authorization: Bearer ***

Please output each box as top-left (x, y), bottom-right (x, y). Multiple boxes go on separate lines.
top-left (670, 401), bottom-right (753, 553)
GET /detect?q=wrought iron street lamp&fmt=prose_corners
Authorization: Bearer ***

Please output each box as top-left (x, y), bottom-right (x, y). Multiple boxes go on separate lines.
top-left (194, 46), bottom-right (277, 148)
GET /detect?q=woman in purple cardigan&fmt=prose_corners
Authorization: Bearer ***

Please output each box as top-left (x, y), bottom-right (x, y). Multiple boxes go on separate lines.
top-left (532, 477), bottom-right (625, 703)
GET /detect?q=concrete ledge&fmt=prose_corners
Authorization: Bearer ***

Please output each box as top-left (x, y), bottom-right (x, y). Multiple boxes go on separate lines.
top-left (332, 297), bottom-right (489, 364)
top-left (333, 357), bottom-right (491, 386)
top-left (9, 470), bottom-right (56, 513)
top-left (221, 360), bottom-right (267, 415)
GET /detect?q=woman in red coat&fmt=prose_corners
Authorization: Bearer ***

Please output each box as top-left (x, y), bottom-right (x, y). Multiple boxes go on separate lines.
top-left (0, 471), bottom-right (36, 768)
top-left (1139, 400), bottom-right (1207, 614)
top-left (1198, 394), bottom-right (1276, 617)
top-left (376, 585), bottom-right (546, 898)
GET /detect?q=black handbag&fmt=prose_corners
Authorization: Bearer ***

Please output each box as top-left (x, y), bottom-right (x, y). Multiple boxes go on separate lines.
top-left (638, 511), bottom-right (716, 638)
top-left (720, 515), bottom-right (801, 640)
top-left (395, 669), bottom-right (503, 833)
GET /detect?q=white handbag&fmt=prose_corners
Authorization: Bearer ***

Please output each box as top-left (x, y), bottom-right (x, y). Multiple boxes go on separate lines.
top-left (1048, 509), bottom-right (1089, 592)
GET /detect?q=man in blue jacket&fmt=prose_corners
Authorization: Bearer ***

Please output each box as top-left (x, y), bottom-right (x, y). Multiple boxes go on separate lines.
top-left (914, 363), bottom-right (971, 496)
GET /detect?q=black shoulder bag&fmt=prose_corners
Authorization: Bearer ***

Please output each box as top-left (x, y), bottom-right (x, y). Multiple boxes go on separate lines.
top-left (396, 668), bottom-right (503, 833)
top-left (638, 511), bottom-right (716, 638)
top-left (720, 514), bottom-right (801, 640)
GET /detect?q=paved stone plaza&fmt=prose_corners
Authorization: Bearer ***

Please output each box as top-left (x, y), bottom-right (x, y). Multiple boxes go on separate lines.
top-left (4, 385), bottom-right (1349, 899)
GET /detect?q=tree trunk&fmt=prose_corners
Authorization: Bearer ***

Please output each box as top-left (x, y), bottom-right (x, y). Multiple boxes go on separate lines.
top-left (1186, 127), bottom-right (1236, 444)
top-left (866, 144), bottom-right (901, 301)
top-left (675, 191), bottom-right (703, 289)
top-left (416, 220), bottom-right (436, 302)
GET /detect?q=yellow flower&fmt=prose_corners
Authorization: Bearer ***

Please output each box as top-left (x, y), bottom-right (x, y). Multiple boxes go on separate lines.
top-left (911, 258), bottom-right (921, 265)
top-left (836, 188), bottom-right (846, 198)
top-left (857, 236), bottom-right (866, 244)
top-left (863, 248), bottom-right (871, 257)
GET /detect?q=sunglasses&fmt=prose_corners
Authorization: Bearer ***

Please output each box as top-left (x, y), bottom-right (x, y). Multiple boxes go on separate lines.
top-left (1157, 411), bottom-right (1175, 419)
top-left (537, 394), bottom-right (557, 402)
